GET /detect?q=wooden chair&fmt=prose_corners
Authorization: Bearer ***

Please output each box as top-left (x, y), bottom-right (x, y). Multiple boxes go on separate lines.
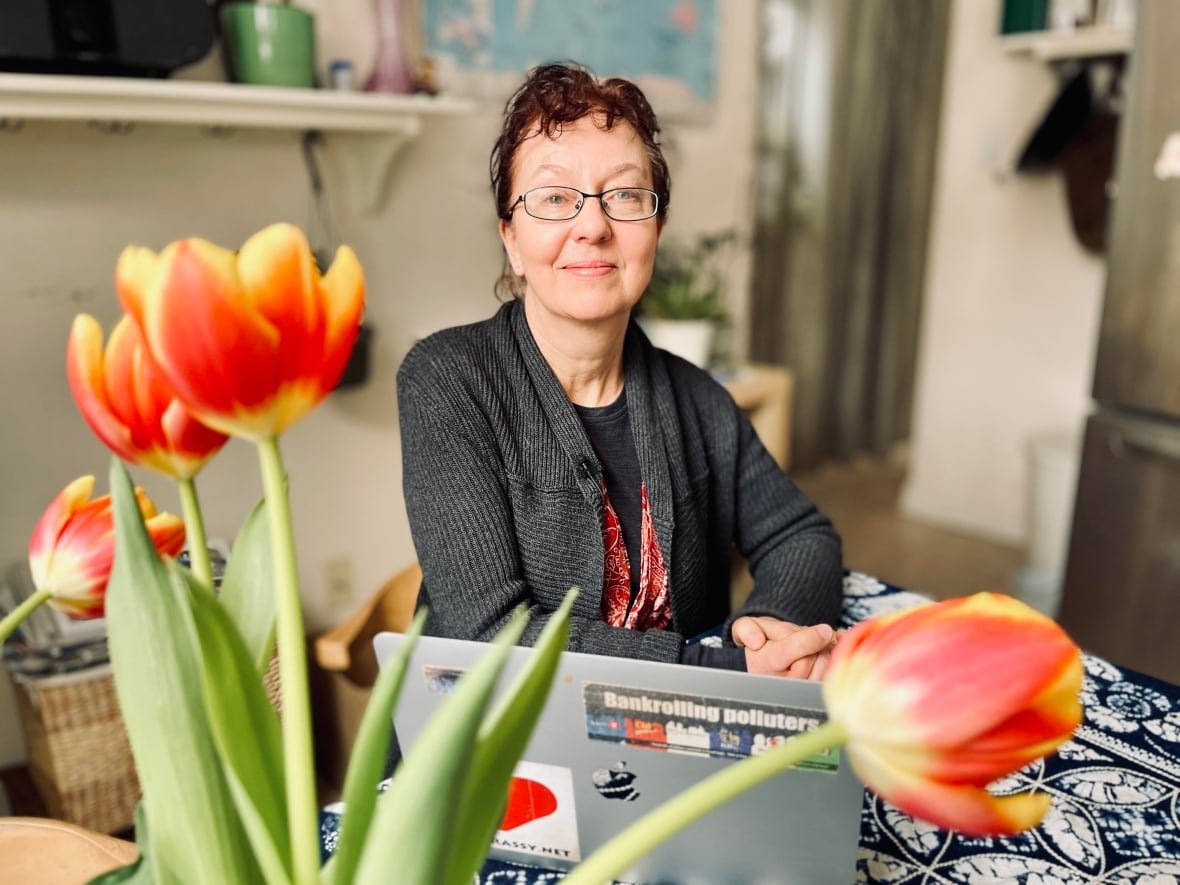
top-left (310, 562), bottom-right (422, 793)
top-left (313, 562), bottom-right (423, 688)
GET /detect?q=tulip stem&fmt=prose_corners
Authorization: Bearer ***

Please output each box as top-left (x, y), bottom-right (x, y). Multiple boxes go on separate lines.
top-left (562, 720), bottom-right (851, 885)
top-left (257, 436), bottom-right (319, 885)
top-left (0, 587), bottom-right (53, 645)
top-left (177, 477), bottom-right (213, 589)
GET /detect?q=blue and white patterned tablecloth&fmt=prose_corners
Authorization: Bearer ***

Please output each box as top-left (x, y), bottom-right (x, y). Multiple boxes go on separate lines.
top-left (320, 574), bottom-right (1180, 883)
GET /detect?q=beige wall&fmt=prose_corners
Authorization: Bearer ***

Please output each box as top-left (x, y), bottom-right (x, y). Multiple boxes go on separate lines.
top-left (901, 0), bottom-right (1106, 544)
top-left (0, 9), bottom-right (759, 767)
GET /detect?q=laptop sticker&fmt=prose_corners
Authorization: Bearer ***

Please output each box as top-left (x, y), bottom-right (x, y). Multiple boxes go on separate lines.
top-left (591, 761), bottom-right (640, 801)
top-left (492, 760), bottom-right (581, 863)
top-left (421, 665), bottom-right (463, 694)
top-left (582, 682), bottom-right (840, 771)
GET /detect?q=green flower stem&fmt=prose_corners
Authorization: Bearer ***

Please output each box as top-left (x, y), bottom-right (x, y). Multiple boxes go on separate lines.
top-left (257, 436), bottom-right (319, 885)
top-left (177, 477), bottom-right (212, 588)
top-left (563, 720), bottom-right (850, 885)
top-left (0, 587), bottom-right (52, 645)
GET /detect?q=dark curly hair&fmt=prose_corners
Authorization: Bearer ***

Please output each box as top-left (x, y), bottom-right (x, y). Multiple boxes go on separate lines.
top-left (490, 62), bottom-right (671, 299)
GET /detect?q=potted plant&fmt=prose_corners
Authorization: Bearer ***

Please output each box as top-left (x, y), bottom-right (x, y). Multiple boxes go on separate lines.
top-left (638, 230), bottom-right (736, 369)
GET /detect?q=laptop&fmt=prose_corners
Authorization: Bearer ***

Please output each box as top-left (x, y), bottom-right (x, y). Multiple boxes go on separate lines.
top-left (373, 632), bottom-right (864, 884)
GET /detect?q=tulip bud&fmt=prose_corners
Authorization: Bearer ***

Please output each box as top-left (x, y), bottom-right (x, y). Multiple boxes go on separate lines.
top-left (28, 475), bottom-right (185, 619)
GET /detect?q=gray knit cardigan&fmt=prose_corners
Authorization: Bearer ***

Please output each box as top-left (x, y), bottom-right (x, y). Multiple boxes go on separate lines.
top-left (397, 300), bottom-right (843, 663)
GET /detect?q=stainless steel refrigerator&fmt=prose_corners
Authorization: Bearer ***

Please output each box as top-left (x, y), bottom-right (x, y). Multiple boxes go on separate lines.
top-left (1058, 0), bottom-right (1180, 685)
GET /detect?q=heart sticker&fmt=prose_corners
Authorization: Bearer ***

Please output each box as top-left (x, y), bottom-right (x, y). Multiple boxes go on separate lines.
top-left (499, 777), bottom-right (559, 831)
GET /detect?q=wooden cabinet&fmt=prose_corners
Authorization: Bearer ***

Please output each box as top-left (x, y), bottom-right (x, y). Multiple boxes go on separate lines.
top-left (724, 363), bottom-right (795, 471)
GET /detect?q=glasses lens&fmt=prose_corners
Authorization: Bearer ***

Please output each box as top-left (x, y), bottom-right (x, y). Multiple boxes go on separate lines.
top-left (523, 187), bottom-right (582, 220)
top-left (602, 188), bottom-right (658, 221)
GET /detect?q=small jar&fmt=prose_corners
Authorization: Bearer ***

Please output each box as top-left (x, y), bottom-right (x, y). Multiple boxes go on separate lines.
top-left (329, 59), bottom-right (355, 91)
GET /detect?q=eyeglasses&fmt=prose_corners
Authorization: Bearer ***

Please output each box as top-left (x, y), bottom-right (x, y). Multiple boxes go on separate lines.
top-left (509, 186), bottom-right (660, 222)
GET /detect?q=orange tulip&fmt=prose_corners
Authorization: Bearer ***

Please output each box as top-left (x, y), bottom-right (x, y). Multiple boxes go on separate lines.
top-left (67, 314), bottom-right (229, 479)
top-left (115, 223), bottom-right (365, 441)
top-left (27, 476), bottom-right (185, 619)
top-left (823, 592), bottom-right (1083, 836)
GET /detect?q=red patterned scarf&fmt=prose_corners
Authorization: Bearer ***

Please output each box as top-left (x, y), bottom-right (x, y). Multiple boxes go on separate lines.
top-left (599, 481), bottom-right (671, 630)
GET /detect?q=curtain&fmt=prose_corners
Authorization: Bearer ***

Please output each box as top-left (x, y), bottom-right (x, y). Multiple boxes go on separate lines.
top-left (749, 0), bottom-right (951, 470)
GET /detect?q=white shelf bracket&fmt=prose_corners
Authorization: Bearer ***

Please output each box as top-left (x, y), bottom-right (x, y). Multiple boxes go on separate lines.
top-left (331, 121), bottom-right (422, 214)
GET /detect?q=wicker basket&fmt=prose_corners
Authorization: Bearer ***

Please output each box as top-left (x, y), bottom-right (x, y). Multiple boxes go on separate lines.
top-left (9, 665), bottom-right (139, 835)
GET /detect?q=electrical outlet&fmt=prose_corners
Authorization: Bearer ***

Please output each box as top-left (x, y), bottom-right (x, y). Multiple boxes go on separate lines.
top-left (324, 557), bottom-right (355, 606)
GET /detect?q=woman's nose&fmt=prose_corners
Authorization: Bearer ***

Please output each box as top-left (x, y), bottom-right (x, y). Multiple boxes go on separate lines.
top-left (571, 198), bottom-right (613, 240)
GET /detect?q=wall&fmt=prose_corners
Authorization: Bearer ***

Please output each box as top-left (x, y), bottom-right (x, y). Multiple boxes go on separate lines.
top-left (0, 8), bottom-right (759, 766)
top-left (901, 0), bottom-right (1107, 544)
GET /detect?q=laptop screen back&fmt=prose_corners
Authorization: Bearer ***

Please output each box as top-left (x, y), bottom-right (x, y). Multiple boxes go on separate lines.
top-left (374, 632), bottom-right (863, 884)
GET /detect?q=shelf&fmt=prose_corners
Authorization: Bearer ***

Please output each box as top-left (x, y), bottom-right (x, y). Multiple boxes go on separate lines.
top-left (0, 73), bottom-right (475, 210)
top-left (1000, 26), bottom-right (1132, 60)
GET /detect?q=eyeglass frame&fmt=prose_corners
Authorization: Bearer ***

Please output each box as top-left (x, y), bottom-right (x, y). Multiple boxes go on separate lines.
top-left (505, 186), bottom-right (662, 222)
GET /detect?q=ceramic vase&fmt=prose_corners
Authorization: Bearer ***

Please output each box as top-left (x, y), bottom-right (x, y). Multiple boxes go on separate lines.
top-left (365, 0), bottom-right (415, 93)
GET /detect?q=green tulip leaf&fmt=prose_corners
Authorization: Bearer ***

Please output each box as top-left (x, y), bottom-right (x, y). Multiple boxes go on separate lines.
top-left (105, 457), bottom-right (258, 884)
top-left (352, 608), bottom-right (530, 884)
top-left (85, 806), bottom-right (150, 884)
top-left (443, 590), bottom-right (577, 884)
top-left (218, 493), bottom-right (277, 674)
top-left (85, 858), bottom-right (147, 885)
top-left (322, 608), bottom-right (427, 885)
top-left (181, 560), bottom-right (291, 884)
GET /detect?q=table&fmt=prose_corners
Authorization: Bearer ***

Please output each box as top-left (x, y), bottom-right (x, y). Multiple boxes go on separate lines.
top-left (319, 573), bottom-right (1180, 882)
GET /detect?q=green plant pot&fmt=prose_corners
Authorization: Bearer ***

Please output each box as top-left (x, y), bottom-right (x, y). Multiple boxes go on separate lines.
top-left (220, 3), bottom-right (317, 88)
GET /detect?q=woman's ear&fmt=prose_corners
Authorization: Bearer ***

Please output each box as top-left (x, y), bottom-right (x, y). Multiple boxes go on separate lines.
top-left (498, 219), bottom-right (523, 275)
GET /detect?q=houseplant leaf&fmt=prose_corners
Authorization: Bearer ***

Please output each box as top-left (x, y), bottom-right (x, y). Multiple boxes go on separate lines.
top-left (322, 608), bottom-right (427, 885)
top-left (105, 457), bottom-right (258, 884)
top-left (352, 607), bottom-right (530, 884)
top-left (443, 589), bottom-right (578, 884)
top-left (184, 561), bottom-right (291, 884)
top-left (217, 493), bottom-right (277, 674)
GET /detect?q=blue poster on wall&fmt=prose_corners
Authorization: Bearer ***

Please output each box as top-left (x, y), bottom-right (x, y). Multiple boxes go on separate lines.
top-left (422, 0), bottom-right (717, 118)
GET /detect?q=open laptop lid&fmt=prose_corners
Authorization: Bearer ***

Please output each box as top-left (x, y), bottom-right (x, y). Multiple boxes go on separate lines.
top-left (374, 632), bottom-right (863, 884)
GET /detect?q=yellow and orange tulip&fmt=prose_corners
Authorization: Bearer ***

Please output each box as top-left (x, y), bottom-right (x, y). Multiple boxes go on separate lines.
top-left (115, 223), bottom-right (365, 441)
top-left (67, 314), bottom-right (229, 479)
top-left (823, 592), bottom-right (1083, 836)
top-left (28, 475), bottom-right (185, 619)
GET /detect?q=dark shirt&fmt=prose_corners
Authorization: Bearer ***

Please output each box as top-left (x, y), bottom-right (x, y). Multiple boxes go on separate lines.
top-left (576, 391), bottom-right (746, 672)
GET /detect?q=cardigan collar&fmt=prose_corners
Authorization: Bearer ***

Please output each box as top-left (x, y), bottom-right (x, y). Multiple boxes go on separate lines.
top-left (504, 301), bottom-right (685, 561)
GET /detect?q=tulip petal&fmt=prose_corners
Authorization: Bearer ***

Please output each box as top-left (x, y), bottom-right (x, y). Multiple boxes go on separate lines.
top-left (318, 245), bottom-right (366, 387)
top-left (28, 476), bottom-right (96, 589)
top-left (828, 594), bottom-right (1081, 749)
top-left (115, 245), bottom-right (163, 327)
top-left (145, 510), bottom-right (187, 559)
top-left (849, 741), bottom-right (1053, 836)
top-left (159, 399), bottom-right (232, 476)
top-left (139, 239), bottom-right (283, 433)
top-left (236, 223), bottom-right (324, 373)
top-left (235, 224), bottom-right (337, 431)
top-left (67, 317), bottom-right (143, 464)
top-left (68, 314), bottom-right (227, 479)
top-left (854, 745), bottom-right (1057, 835)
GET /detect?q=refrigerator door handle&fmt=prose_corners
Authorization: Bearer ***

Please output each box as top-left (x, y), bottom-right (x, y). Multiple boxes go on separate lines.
top-left (1108, 424), bottom-right (1180, 463)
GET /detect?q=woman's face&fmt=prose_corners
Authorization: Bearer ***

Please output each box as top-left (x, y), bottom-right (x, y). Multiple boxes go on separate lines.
top-left (498, 117), bottom-right (661, 329)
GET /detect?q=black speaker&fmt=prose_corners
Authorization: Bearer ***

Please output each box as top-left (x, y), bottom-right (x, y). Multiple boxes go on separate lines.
top-left (0, 0), bottom-right (216, 77)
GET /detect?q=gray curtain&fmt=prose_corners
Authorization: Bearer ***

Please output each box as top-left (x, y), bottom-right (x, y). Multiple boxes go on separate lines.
top-left (749, 0), bottom-right (951, 470)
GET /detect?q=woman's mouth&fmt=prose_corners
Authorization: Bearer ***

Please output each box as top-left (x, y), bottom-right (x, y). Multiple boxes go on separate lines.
top-left (563, 261), bottom-right (615, 278)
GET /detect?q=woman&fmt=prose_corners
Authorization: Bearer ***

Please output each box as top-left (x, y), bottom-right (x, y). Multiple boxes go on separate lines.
top-left (398, 63), bottom-right (843, 679)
